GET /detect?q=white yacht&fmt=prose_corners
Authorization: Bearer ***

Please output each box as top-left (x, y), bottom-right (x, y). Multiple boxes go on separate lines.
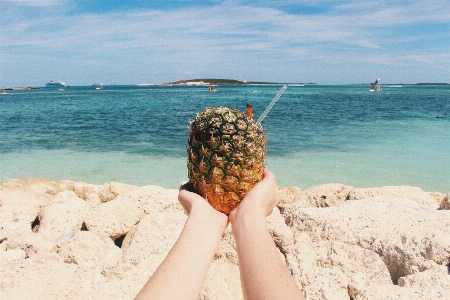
top-left (46, 80), bottom-right (66, 88)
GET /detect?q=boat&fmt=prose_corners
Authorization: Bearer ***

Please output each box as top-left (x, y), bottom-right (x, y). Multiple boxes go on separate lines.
top-left (370, 78), bottom-right (382, 92)
top-left (46, 80), bottom-right (66, 88)
top-left (1, 90), bottom-right (7, 95)
top-left (92, 83), bottom-right (103, 90)
top-left (208, 86), bottom-right (216, 92)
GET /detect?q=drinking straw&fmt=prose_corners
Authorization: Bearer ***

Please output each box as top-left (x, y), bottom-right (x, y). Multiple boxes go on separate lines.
top-left (256, 85), bottom-right (287, 125)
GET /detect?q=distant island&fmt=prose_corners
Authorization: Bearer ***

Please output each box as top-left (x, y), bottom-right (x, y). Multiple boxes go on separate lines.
top-left (168, 79), bottom-right (274, 85)
top-left (0, 86), bottom-right (40, 90)
top-left (165, 79), bottom-right (313, 86)
top-left (415, 83), bottom-right (450, 86)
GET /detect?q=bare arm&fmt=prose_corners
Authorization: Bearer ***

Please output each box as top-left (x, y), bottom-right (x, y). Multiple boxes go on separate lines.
top-left (230, 170), bottom-right (305, 300)
top-left (135, 184), bottom-right (228, 300)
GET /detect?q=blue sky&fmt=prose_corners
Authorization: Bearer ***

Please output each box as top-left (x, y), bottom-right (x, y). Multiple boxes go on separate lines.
top-left (1, 0), bottom-right (449, 86)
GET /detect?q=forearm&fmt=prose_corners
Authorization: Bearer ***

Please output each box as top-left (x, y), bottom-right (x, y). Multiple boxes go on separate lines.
top-left (135, 211), bottom-right (227, 300)
top-left (232, 214), bottom-right (304, 300)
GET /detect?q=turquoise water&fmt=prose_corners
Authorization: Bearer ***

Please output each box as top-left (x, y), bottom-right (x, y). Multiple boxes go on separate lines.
top-left (1, 84), bottom-right (449, 193)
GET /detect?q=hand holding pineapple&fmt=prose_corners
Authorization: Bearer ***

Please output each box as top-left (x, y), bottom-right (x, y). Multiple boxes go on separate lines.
top-left (229, 169), bottom-right (279, 222)
top-left (178, 182), bottom-right (229, 225)
top-left (187, 106), bottom-right (266, 214)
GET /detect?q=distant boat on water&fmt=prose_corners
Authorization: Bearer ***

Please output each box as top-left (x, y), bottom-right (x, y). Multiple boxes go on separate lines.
top-left (46, 80), bottom-right (66, 88)
top-left (208, 86), bottom-right (216, 92)
top-left (92, 83), bottom-right (103, 90)
top-left (370, 78), bottom-right (382, 92)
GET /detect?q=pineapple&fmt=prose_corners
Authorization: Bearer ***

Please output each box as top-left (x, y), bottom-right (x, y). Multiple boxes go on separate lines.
top-left (187, 106), bottom-right (266, 214)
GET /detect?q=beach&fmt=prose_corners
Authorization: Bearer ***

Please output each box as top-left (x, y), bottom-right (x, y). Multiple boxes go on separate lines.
top-left (0, 177), bottom-right (449, 299)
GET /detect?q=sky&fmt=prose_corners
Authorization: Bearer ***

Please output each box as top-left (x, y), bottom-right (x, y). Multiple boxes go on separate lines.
top-left (1, 0), bottom-right (449, 86)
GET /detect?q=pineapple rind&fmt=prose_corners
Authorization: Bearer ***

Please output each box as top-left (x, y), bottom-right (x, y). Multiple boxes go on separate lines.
top-left (187, 106), bottom-right (266, 214)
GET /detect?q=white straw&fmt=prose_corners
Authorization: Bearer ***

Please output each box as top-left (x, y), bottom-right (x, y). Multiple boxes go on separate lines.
top-left (256, 85), bottom-right (287, 125)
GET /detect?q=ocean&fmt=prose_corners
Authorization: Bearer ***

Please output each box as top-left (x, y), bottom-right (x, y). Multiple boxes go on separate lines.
top-left (1, 84), bottom-right (449, 193)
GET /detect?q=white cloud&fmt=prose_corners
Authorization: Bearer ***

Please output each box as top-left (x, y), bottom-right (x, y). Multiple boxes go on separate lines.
top-left (2, 0), bottom-right (64, 6)
top-left (1, 1), bottom-right (449, 85)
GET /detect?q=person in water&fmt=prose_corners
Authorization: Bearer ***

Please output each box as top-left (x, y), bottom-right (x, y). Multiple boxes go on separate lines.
top-left (134, 169), bottom-right (304, 300)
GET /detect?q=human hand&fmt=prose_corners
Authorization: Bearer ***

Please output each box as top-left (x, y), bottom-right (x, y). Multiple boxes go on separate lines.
top-left (179, 182), bottom-right (229, 226)
top-left (229, 169), bottom-right (279, 224)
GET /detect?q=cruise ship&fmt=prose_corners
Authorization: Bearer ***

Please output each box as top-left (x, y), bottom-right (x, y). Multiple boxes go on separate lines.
top-left (45, 80), bottom-right (66, 88)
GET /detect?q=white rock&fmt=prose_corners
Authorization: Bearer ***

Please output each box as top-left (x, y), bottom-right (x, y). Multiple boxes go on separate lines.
top-left (121, 212), bottom-right (186, 265)
top-left (0, 252), bottom-right (109, 300)
top-left (104, 182), bottom-right (140, 196)
top-left (0, 190), bottom-right (46, 233)
top-left (57, 231), bottom-right (122, 273)
top-left (439, 194), bottom-right (449, 210)
top-left (0, 248), bottom-right (26, 262)
top-left (276, 186), bottom-right (302, 207)
top-left (2, 178), bottom-right (450, 300)
top-left (349, 186), bottom-right (445, 209)
top-left (283, 197), bottom-right (450, 291)
top-left (5, 231), bottom-right (58, 257)
top-left (295, 183), bottom-right (354, 208)
top-left (84, 185), bottom-right (181, 240)
top-left (63, 181), bottom-right (116, 206)
top-left (200, 260), bottom-right (243, 300)
top-left (38, 191), bottom-right (89, 241)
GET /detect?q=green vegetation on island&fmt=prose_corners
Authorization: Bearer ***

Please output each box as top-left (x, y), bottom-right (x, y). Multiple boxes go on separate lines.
top-left (169, 78), bottom-right (277, 85)
top-left (415, 83), bottom-right (450, 86)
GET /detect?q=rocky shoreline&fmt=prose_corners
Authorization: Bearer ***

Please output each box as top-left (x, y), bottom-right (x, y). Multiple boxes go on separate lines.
top-left (1, 178), bottom-right (449, 299)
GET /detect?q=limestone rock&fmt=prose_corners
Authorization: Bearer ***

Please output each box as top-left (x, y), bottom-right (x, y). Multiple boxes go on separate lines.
top-left (215, 226), bottom-right (238, 265)
top-left (294, 183), bottom-right (354, 208)
top-left (283, 196), bottom-right (450, 298)
top-left (0, 252), bottom-right (109, 300)
top-left (349, 186), bottom-right (445, 209)
top-left (1, 178), bottom-right (450, 300)
top-left (5, 231), bottom-right (58, 257)
top-left (63, 181), bottom-right (116, 206)
top-left (57, 231), bottom-right (122, 273)
top-left (0, 190), bottom-right (47, 234)
top-left (276, 186), bottom-right (301, 207)
top-left (84, 194), bottom-right (145, 240)
top-left (0, 178), bottom-right (64, 197)
top-left (121, 212), bottom-right (186, 265)
top-left (398, 264), bottom-right (450, 289)
top-left (114, 185), bottom-right (182, 214)
top-left (0, 248), bottom-right (26, 262)
top-left (38, 191), bottom-right (89, 241)
top-left (200, 260), bottom-right (243, 300)
top-left (439, 194), bottom-right (449, 210)
top-left (104, 182), bottom-right (140, 196)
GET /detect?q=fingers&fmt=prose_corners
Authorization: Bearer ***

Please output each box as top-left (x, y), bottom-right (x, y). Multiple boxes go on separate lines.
top-left (262, 169), bottom-right (276, 181)
top-left (179, 181), bottom-right (193, 192)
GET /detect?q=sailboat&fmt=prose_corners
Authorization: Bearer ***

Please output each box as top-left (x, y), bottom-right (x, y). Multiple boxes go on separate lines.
top-left (370, 78), bottom-right (382, 92)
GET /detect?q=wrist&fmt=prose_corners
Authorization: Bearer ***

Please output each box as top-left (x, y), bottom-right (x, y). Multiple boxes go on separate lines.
top-left (230, 202), bottom-right (266, 224)
top-left (230, 207), bottom-right (268, 235)
top-left (189, 204), bottom-right (228, 231)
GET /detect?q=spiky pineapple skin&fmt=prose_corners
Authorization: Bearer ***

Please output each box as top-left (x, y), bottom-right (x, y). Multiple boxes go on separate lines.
top-left (187, 106), bottom-right (266, 214)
